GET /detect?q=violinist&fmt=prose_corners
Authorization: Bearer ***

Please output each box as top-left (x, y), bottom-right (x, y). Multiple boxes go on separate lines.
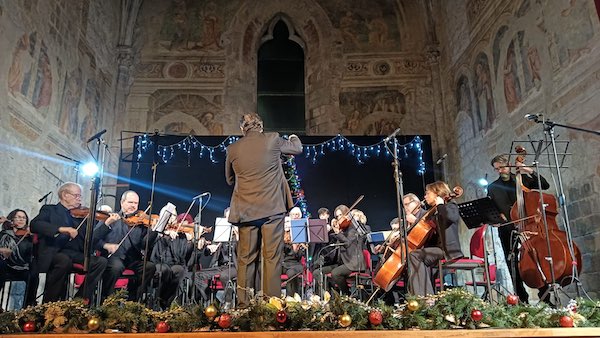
top-left (94, 190), bottom-right (157, 302)
top-left (488, 154), bottom-right (549, 303)
top-left (30, 182), bottom-right (108, 303)
top-left (0, 209), bottom-right (37, 308)
top-left (313, 204), bottom-right (366, 296)
top-left (407, 181), bottom-right (464, 296)
top-left (150, 213), bottom-right (194, 309)
top-left (282, 207), bottom-right (306, 297)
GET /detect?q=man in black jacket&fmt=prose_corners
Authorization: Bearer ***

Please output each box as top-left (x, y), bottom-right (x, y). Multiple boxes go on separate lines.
top-left (407, 181), bottom-right (464, 296)
top-left (487, 154), bottom-right (550, 303)
top-left (225, 113), bottom-right (302, 307)
top-left (30, 182), bottom-right (107, 303)
top-left (94, 190), bottom-right (157, 302)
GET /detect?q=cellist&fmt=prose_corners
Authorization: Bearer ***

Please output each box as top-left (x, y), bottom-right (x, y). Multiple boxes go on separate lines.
top-left (407, 181), bottom-right (464, 296)
top-left (487, 154), bottom-right (549, 303)
top-left (374, 193), bottom-right (427, 255)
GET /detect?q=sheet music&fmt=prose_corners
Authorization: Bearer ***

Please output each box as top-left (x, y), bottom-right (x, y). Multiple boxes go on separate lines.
top-left (153, 202), bottom-right (176, 232)
top-left (213, 217), bottom-right (236, 242)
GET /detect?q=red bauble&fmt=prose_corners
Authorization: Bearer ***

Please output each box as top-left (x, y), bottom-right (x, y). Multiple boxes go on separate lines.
top-left (559, 315), bottom-right (574, 328)
top-left (506, 294), bottom-right (519, 306)
top-left (22, 321), bottom-right (36, 332)
top-left (276, 310), bottom-right (287, 324)
top-left (368, 310), bottom-right (383, 326)
top-left (470, 309), bottom-right (483, 322)
top-left (218, 313), bottom-right (232, 329)
top-left (156, 321), bottom-right (170, 333)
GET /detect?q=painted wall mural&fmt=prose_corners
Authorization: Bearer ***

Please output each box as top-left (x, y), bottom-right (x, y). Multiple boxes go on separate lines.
top-left (149, 93), bottom-right (225, 135)
top-left (80, 78), bottom-right (102, 143)
top-left (339, 88), bottom-right (407, 135)
top-left (473, 53), bottom-right (495, 132)
top-left (503, 40), bottom-right (521, 113)
top-left (57, 68), bottom-right (83, 137)
top-left (545, 0), bottom-right (595, 66)
top-left (320, 0), bottom-right (402, 52)
top-left (456, 75), bottom-right (477, 136)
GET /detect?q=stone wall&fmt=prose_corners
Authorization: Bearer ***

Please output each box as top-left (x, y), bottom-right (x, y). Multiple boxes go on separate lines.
top-left (0, 1), bottom-right (121, 217)
top-left (438, 0), bottom-right (600, 298)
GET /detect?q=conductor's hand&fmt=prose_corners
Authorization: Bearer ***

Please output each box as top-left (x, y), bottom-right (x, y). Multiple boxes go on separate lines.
top-left (58, 227), bottom-right (78, 239)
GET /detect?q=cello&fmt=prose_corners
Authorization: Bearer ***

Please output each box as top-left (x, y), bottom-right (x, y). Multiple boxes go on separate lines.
top-left (511, 146), bottom-right (582, 289)
top-left (373, 186), bottom-right (463, 292)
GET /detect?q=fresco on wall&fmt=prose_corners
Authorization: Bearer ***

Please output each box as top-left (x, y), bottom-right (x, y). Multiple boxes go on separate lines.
top-left (339, 88), bottom-right (406, 135)
top-left (492, 26), bottom-right (508, 77)
top-left (456, 75), bottom-right (477, 136)
top-left (518, 31), bottom-right (541, 93)
top-left (57, 68), bottom-right (83, 137)
top-left (473, 53), bottom-right (495, 132)
top-left (164, 121), bottom-right (197, 135)
top-left (149, 93), bottom-right (224, 135)
top-left (32, 42), bottom-right (53, 110)
top-left (545, 0), bottom-right (595, 65)
top-left (320, 0), bottom-right (401, 52)
top-left (7, 32), bottom-right (36, 97)
top-left (80, 79), bottom-right (101, 143)
top-left (503, 40), bottom-right (521, 113)
top-left (154, 0), bottom-right (240, 53)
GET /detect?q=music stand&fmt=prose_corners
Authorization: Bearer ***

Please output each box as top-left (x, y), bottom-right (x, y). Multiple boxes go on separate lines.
top-left (213, 217), bottom-right (234, 243)
top-left (367, 231), bottom-right (392, 244)
top-left (308, 219), bottom-right (329, 244)
top-left (458, 197), bottom-right (505, 229)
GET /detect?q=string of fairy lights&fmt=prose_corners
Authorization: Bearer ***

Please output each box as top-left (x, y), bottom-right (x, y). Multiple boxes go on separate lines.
top-left (135, 134), bottom-right (426, 175)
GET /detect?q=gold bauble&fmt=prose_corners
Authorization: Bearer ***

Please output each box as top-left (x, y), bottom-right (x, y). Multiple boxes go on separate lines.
top-left (87, 317), bottom-right (100, 331)
top-left (407, 300), bottom-right (420, 311)
top-left (338, 313), bottom-right (352, 328)
top-left (204, 305), bottom-right (218, 318)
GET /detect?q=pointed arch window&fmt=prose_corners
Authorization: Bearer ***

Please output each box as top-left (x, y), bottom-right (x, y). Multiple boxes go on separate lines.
top-left (257, 19), bottom-right (305, 134)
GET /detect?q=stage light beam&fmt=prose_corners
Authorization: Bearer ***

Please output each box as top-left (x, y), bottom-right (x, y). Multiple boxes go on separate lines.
top-left (82, 162), bottom-right (99, 177)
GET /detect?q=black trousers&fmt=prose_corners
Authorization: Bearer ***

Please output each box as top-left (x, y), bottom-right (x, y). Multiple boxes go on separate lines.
top-left (43, 251), bottom-right (107, 303)
top-left (102, 255), bottom-right (156, 302)
top-left (313, 263), bottom-right (353, 295)
top-left (282, 262), bottom-right (303, 297)
top-left (155, 263), bottom-right (186, 307)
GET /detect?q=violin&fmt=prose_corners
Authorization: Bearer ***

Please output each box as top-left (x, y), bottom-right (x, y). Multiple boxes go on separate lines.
top-left (124, 210), bottom-right (159, 228)
top-left (337, 195), bottom-right (365, 230)
top-left (70, 206), bottom-right (110, 222)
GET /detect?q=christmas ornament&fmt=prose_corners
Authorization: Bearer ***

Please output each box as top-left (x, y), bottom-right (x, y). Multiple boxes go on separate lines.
top-left (204, 305), bottom-right (218, 319)
top-left (156, 321), bottom-right (170, 333)
top-left (218, 313), bottom-right (232, 329)
top-left (22, 321), bottom-right (36, 332)
top-left (506, 294), bottom-right (519, 306)
top-left (87, 317), bottom-right (100, 331)
top-left (407, 300), bottom-right (420, 311)
top-left (338, 313), bottom-right (352, 328)
top-left (559, 315), bottom-right (573, 328)
top-left (470, 309), bottom-right (483, 322)
top-left (368, 310), bottom-right (383, 326)
top-left (276, 310), bottom-right (287, 324)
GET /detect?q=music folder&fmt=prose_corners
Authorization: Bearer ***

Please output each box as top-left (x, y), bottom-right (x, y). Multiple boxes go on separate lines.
top-left (367, 231), bottom-right (392, 244)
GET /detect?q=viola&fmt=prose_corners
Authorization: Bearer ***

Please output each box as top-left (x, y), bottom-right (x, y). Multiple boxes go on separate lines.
top-left (510, 146), bottom-right (582, 289)
top-left (70, 206), bottom-right (110, 222)
top-left (373, 186), bottom-right (463, 292)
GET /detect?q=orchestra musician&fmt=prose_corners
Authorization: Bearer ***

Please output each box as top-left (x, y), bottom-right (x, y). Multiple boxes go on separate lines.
top-left (407, 181), bottom-right (464, 296)
top-left (94, 190), bottom-right (157, 302)
top-left (282, 207), bottom-right (306, 297)
top-left (225, 113), bottom-right (302, 307)
top-left (487, 154), bottom-right (550, 303)
top-left (150, 213), bottom-right (194, 309)
top-left (0, 209), bottom-right (38, 308)
top-left (313, 204), bottom-right (366, 296)
top-left (193, 208), bottom-right (238, 307)
top-left (30, 182), bottom-right (107, 303)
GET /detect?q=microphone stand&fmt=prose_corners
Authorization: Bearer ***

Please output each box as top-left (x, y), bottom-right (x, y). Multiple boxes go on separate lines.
top-left (190, 194), bottom-right (209, 304)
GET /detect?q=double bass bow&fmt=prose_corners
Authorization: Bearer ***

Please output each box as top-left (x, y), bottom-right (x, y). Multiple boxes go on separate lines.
top-left (511, 146), bottom-right (582, 289)
top-left (373, 186), bottom-right (463, 292)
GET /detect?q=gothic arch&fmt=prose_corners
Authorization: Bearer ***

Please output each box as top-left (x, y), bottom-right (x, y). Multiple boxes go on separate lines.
top-left (222, 0), bottom-right (342, 132)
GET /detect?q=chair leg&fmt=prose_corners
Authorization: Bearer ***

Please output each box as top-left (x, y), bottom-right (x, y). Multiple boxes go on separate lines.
top-left (438, 261), bottom-right (444, 292)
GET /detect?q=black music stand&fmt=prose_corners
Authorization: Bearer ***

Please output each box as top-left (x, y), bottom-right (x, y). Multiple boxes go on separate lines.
top-left (458, 197), bottom-right (505, 229)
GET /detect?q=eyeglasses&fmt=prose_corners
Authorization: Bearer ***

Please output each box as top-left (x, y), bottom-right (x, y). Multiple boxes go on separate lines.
top-left (67, 192), bottom-right (82, 198)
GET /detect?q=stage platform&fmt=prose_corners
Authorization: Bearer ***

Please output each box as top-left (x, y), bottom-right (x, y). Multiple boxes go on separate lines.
top-left (3, 328), bottom-right (599, 338)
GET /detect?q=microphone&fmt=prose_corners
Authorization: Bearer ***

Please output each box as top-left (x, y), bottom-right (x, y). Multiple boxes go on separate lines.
top-left (524, 113), bottom-right (542, 122)
top-left (193, 192), bottom-right (210, 199)
top-left (86, 129), bottom-right (107, 143)
top-left (383, 128), bottom-right (401, 142)
top-left (435, 153), bottom-right (448, 165)
top-left (38, 191), bottom-right (52, 203)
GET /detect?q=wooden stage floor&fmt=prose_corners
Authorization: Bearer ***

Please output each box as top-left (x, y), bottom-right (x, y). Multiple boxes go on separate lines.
top-left (4, 328), bottom-right (600, 338)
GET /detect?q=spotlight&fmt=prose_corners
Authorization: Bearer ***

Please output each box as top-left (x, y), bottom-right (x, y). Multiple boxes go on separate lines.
top-left (478, 173), bottom-right (489, 187)
top-left (81, 162), bottom-right (99, 176)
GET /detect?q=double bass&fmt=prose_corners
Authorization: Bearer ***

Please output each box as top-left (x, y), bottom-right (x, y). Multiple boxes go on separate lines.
top-left (511, 146), bottom-right (582, 289)
top-left (373, 186), bottom-right (463, 292)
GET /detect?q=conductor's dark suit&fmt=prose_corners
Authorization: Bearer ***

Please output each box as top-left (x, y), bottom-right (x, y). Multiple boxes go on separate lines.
top-left (225, 131), bottom-right (302, 306)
